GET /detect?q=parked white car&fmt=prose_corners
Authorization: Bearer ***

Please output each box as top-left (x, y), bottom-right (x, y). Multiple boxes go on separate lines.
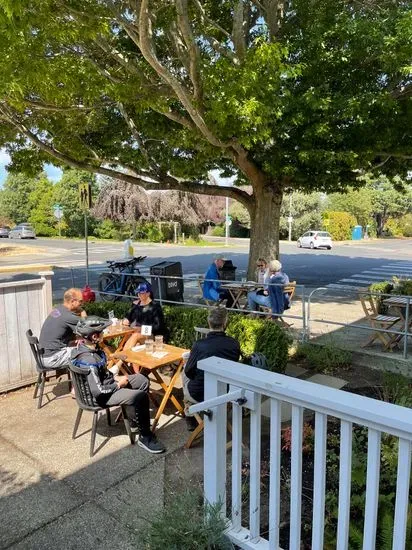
top-left (8, 224), bottom-right (36, 239)
top-left (297, 230), bottom-right (332, 250)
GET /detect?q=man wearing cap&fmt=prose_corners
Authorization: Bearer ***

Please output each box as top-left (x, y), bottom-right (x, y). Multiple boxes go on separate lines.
top-left (203, 255), bottom-right (233, 307)
top-left (120, 281), bottom-right (168, 351)
top-left (39, 287), bottom-right (87, 369)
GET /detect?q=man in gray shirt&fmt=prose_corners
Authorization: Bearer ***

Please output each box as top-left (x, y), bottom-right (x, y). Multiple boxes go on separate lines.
top-left (39, 288), bottom-right (87, 368)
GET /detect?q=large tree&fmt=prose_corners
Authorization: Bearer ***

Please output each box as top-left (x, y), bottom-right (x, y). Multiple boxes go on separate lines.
top-left (0, 0), bottom-right (410, 273)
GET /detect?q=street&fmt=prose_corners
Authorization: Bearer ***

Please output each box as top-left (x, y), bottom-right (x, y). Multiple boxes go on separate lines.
top-left (1, 237), bottom-right (412, 296)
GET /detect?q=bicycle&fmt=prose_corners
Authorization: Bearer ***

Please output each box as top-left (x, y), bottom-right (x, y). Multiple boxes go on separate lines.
top-left (98, 256), bottom-right (148, 302)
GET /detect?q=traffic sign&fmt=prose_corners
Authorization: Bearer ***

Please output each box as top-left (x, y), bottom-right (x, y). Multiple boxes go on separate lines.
top-left (79, 183), bottom-right (92, 209)
top-left (53, 207), bottom-right (63, 220)
top-left (287, 216), bottom-right (293, 223)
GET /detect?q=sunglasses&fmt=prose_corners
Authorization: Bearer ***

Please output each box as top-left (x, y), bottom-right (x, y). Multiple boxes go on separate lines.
top-left (257, 264), bottom-right (265, 268)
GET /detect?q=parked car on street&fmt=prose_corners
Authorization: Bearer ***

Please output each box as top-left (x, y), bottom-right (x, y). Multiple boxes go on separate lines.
top-left (297, 230), bottom-right (332, 250)
top-left (8, 224), bottom-right (36, 239)
top-left (0, 226), bottom-right (10, 238)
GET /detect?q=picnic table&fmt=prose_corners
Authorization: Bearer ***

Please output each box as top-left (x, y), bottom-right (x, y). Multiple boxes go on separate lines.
top-left (121, 343), bottom-right (188, 430)
top-left (99, 325), bottom-right (145, 369)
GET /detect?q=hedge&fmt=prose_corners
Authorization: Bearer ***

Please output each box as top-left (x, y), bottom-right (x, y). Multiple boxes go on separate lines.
top-left (84, 302), bottom-right (291, 373)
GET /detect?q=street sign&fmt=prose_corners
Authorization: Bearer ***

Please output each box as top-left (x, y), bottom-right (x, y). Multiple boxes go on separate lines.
top-left (79, 182), bottom-right (92, 209)
top-left (53, 207), bottom-right (63, 220)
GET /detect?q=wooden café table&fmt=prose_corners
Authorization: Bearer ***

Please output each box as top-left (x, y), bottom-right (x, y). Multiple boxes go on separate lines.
top-left (382, 296), bottom-right (412, 348)
top-left (121, 343), bottom-right (189, 430)
top-left (220, 281), bottom-right (258, 309)
top-left (99, 325), bottom-right (145, 369)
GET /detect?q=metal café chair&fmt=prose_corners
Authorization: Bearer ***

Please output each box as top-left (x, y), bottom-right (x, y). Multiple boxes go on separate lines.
top-left (69, 363), bottom-right (135, 457)
top-left (26, 329), bottom-right (71, 409)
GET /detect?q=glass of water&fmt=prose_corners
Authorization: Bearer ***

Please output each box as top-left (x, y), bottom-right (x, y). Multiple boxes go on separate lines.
top-left (145, 339), bottom-right (154, 354)
top-left (154, 335), bottom-right (164, 351)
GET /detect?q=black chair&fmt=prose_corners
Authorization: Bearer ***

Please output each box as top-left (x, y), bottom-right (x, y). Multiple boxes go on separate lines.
top-left (69, 363), bottom-right (135, 457)
top-left (26, 329), bottom-right (71, 409)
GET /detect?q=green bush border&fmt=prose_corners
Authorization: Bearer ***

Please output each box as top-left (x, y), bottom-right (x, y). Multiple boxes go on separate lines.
top-left (84, 302), bottom-right (291, 373)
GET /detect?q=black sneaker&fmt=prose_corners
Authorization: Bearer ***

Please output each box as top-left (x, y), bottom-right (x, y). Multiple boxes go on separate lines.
top-left (138, 433), bottom-right (166, 454)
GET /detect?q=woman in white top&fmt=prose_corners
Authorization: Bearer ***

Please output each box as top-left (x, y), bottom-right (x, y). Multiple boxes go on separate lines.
top-left (247, 258), bottom-right (271, 311)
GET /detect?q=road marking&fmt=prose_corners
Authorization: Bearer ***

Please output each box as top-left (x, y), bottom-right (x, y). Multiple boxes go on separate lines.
top-left (327, 261), bottom-right (412, 292)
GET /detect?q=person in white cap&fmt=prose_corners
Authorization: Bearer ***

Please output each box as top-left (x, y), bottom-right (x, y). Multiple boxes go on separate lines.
top-left (202, 254), bottom-right (233, 306)
top-left (267, 259), bottom-right (291, 316)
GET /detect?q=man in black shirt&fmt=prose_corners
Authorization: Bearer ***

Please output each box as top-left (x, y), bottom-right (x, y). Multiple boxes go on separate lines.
top-left (183, 307), bottom-right (240, 406)
top-left (39, 288), bottom-right (86, 369)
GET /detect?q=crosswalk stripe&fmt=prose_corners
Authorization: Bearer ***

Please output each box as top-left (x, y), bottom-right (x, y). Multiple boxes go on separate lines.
top-left (339, 278), bottom-right (374, 285)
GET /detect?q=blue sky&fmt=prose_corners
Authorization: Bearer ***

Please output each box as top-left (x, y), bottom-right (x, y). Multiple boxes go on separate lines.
top-left (0, 148), bottom-right (62, 187)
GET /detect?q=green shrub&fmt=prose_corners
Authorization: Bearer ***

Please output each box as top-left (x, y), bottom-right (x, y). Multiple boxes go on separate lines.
top-left (368, 281), bottom-right (393, 314)
top-left (399, 213), bottom-right (412, 237)
top-left (211, 225), bottom-right (225, 237)
top-left (323, 210), bottom-right (357, 241)
top-left (385, 218), bottom-right (403, 237)
top-left (143, 488), bottom-right (233, 550)
top-left (84, 303), bottom-right (290, 373)
top-left (296, 342), bottom-right (352, 373)
top-left (392, 277), bottom-right (412, 296)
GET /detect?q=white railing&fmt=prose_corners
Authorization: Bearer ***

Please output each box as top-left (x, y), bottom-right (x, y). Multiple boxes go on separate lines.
top-left (191, 358), bottom-right (412, 550)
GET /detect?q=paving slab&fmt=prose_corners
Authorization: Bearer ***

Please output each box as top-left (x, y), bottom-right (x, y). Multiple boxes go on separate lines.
top-left (0, 439), bottom-right (85, 549)
top-left (284, 364), bottom-right (307, 378)
top-left (97, 457), bottom-right (165, 533)
top-left (306, 373), bottom-right (347, 390)
top-left (8, 502), bottom-right (141, 550)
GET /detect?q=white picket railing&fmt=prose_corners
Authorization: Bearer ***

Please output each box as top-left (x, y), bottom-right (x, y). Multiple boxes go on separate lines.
top-left (192, 358), bottom-right (412, 550)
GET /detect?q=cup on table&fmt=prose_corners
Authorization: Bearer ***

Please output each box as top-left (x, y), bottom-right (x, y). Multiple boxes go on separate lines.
top-left (111, 318), bottom-right (119, 327)
top-left (154, 335), bottom-right (164, 351)
top-left (241, 277), bottom-right (247, 283)
top-left (145, 338), bottom-right (154, 354)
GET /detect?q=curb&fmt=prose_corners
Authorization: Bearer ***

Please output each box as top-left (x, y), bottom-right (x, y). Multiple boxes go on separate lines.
top-left (0, 264), bottom-right (53, 274)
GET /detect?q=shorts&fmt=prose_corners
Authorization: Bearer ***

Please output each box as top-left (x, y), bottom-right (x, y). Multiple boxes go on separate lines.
top-left (42, 347), bottom-right (72, 369)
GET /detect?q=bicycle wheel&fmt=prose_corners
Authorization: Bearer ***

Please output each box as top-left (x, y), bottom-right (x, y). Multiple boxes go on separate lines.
top-left (125, 275), bottom-right (149, 301)
top-left (98, 273), bottom-right (122, 302)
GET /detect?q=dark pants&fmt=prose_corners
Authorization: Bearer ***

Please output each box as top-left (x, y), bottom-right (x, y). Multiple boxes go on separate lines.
top-left (105, 374), bottom-right (151, 436)
top-left (219, 289), bottom-right (234, 308)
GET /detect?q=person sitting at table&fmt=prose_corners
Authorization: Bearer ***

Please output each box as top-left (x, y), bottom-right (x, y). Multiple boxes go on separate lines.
top-left (39, 288), bottom-right (87, 369)
top-left (71, 316), bottom-right (165, 454)
top-left (267, 259), bottom-right (291, 317)
top-left (203, 254), bottom-right (233, 307)
top-left (182, 306), bottom-right (240, 429)
top-left (247, 258), bottom-right (271, 311)
top-left (121, 281), bottom-right (168, 351)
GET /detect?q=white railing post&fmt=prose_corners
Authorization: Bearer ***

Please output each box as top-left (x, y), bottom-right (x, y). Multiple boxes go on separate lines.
top-left (39, 271), bottom-right (54, 319)
top-left (203, 372), bottom-right (227, 512)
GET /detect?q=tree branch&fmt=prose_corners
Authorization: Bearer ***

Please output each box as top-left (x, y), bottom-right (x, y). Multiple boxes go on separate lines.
top-left (138, 0), bottom-right (229, 149)
top-left (176, 0), bottom-right (203, 102)
top-left (232, 0), bottom-right (246, 61)
top-left (117, 102), bottom-right (150, 163)
top-left (23, 99), bottom-right (113, 112)
top-left (0, 102), bottom-right (253, 210)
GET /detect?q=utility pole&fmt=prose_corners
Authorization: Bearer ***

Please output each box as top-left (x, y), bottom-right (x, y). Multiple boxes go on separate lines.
top-left (225, 196), bottom-right (231, 246)
top-left (288, 194), bottom-right (293, 242)
top-left (79, 182), bottom-right (91, 285)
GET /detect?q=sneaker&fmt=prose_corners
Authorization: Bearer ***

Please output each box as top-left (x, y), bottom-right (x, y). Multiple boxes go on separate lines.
top-left (138, 433), bottom-right (166, 454)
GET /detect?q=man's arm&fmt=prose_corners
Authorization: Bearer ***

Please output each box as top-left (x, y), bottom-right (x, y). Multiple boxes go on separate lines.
top-left (184, 344), bottom-right (201, 380)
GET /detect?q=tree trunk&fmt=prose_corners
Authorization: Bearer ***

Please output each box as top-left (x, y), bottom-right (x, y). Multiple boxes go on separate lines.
top-left (247, 186), bottom-right (283, 278)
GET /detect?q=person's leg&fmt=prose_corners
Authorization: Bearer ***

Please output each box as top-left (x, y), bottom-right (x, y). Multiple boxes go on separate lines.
top-left (127, 373), bottom-right (149, 393)
top-left (182, 372), bottom-right (199, 431)
top-left (253, 293), bottom-right (271, 308)
top-left (219, 289), bottom-right (233, 308)
top-left (247, 291), bottom-right (258, 310)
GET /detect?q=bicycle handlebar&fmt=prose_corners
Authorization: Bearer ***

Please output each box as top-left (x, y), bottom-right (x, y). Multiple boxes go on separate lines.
top-left (106, 256), bottom-right (147, 269)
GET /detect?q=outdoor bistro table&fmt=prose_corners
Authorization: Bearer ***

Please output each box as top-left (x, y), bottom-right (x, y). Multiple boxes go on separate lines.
top-left (220, 281), bottom-right (259, 309)
top-left (121, 343), bottom-right (189, 430)
top-left (382, 296), bottom-right (412, 348)
top-left (99, 325), bottom-right (145, 369)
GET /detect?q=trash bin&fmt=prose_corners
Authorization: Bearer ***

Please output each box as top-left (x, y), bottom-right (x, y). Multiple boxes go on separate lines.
top-left (218, 260), bottom-right (237, 281)
top-left (150, 261), bottom-right (184, 303)
top-left (351, 225), bottom-right (362, 240)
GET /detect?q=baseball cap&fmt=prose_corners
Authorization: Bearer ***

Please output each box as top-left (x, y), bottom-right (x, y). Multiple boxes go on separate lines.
top-left (136, 281), bottom-right (152, 294)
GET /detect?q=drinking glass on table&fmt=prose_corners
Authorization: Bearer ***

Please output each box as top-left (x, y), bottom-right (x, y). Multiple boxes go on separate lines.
top-left (145, 338), bottom-right (154, 354)
top-left (154, 335), bottom-right (164, 351)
